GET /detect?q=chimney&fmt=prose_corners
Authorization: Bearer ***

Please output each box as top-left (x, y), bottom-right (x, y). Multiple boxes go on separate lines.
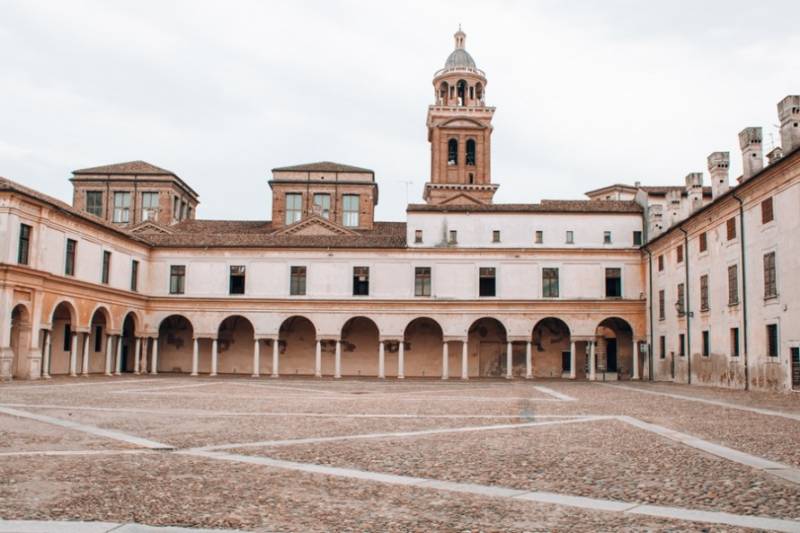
top-left (685, 172), bottom-right (704, 212)
top-left (707, 151), bottom-right (730, 199)
top-left (777, 95), bottom-right (800, 153)
top-left (666, 189), bottom-right (682, 227)
top-left (738, 127), bottom-right (763, 181)
top-left (766, 147), bottom-right (783, 165)
top-left (647, 204), bottom-right (664, 238)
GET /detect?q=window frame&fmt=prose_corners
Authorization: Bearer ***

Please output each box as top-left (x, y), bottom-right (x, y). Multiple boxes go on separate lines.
top-left (659, 335), bottom-right (666, 359)
top-left (702, 330), bottom-right (710, 357)
top-left (766, 324), bottom-right (779, 358)
top-left (534, 230), bottom-right (543, 244)
top-left (699, 274), bottom-right (709, 312)
top-left (763, 251), bottom-right (777, 299)
top-left (730, 327), bottom-right (740, 357)
top-left (658, 255), bottom-right (664, 272)
top-left (313, 193), bottom-right (331, 219)
top-left (603, 231), bottom-right (612, 245)
top-left (676, 282), bottom-right (685, 316)
top-left (633, 230), bottom-right (642, 246)
top-left (169, 265), bottom-right (186, 295)
top-left (728, 264), bottom-right (739, 305)
top-left (492, 230), bottom-right (501, 243)
top-left (101, 250), bottom-right (111, 285)
top-left (131, 260), bottom-right (139, 292)
top-left (140, 191), bottom-right (159, 221)
top-left (86, 191), bottom-right (103, 217)
top-left (290, 266), bottom-right (307, 296)
top-left (726, 217), bottom-right (736, 240)
top-left (658, 289), bottom-right (665, 321)
top-left (676, 244), bottom-right (684, 264)
top-left (342, 194), bottom-right (360, 227)
top-left (478, 266), bottom-right (497, 298)
top-left (414, 230), bottom-right (423, 244)
top-left (65, 238), bottom-right (77, 276)
top-left (699, 231), bottom-right (708, 253)
top-left (565, 230), bottom-right (574, 245)
top-left (285, 193), bottom-right (302, 225)
top-left (112, 191), bottom-right (131, 224)
top-left (414, 266), bottom-right (432, 297)
top-left (229, 265), bottom-right (246, 295)
top-left (542, 267), bottom-right (559, 298)
top-left (353, 266), bottom-right (370, 296)
top-left (761, 197), bottom-right (774, 224)
top-left (679, 333), bottom-right (686, 356)
top-left (604, 267), bottom-right (622, 298)
top-left (18, 223), bottom-right (32, 265)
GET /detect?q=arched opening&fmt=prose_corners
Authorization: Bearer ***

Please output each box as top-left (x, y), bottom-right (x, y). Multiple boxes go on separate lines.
top-left (475, 82), bottom-right (483, 103)
top-left (120, 312), bottom-right (138, 373)
top-left (467, 317), bottom-right (507, 377)
top-left (438, 81), bottom-right (449, 104)
top-left (87, 307), bottom-right (112, 374)
top-left (278, 316), bottom-right (317, 375)
top-left (594, 317), bottom-right (634, 379)
top-left (456, 79), bottom-right (467, 105)
top-left (340, 317), bottom-right (380, 377)
top-left (217, 315), bottom-right (255, 375)
top-left (447, 138), bottom-right (458, 166)
top-left (10, 304), bottom-right (31, 379)
top-left (532, 318), bottom-right (571, 378)
top-left (157, 315), bottom-right (194, 373)
top-left (466, 139), bottom-right (476, 166)
top-left (403, 317), bottom-right (443, 378)
top-left (49, 301), bottom-right (77, 375)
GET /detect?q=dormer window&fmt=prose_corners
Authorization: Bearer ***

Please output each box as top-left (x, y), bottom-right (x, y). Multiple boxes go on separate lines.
top-left (285, 193), bottom-right (302, 225)
top-left (313, 193), bottom-right (331, 219)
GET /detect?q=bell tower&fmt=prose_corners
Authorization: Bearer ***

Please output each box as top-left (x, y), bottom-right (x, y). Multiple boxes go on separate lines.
top-left (423, 28), bottom-right (498, 205)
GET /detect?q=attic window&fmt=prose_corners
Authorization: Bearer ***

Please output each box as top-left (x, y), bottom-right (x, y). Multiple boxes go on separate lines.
top-left (414, 230), bottom-right (423, 243)
top-left (492, 230), bottom-right (501, 243)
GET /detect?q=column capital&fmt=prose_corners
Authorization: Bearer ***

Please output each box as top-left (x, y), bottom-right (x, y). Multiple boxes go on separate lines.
top-left (444, 336), bottom-right (468, 343)
top-left (379, 336), bottom-right (403, 343)
top-left (508, 336), bottom-right (529, 343)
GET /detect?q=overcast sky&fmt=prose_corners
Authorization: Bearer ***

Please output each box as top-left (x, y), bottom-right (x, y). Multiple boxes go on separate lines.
top-left (1, 1), bottom-right (798, 221)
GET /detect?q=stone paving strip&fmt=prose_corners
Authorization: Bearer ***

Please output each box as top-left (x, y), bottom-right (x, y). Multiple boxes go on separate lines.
top-left (0, 406), bottom-right (174, 450)
top-left (0, 378), bottom-right (171, 391)
top-left (0, 449), bottom-right (152, 458)
top-left (197, 416), bottom-right (607, 451)
top-left (532, 385), bottom-right (577, 401)
top-left (0, 519), bottom-right (245, 532)
top-left (110, 382), bottom-right (221, 395)
top-left (182, 449), bottom-right (800, 532)
top-left (98, 390), bottom-right (570, 402)
top-left (605, 383), bottom-right (800, 421)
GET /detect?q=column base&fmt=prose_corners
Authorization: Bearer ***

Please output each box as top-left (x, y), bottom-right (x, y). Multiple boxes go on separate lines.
top-left (525, 374), bottom-right (533, 380)
top-left (69, 373), bottom-right (77, 377)
top-left (190, 372), bottom-right (198, 377)
top-left (397, 376), bottom-right (405, 380)
top-left (315, 373), bottom-right (322, 378)
top-left (44, 374), bottom-right (51, 380)
top-left (104, 372), bottom-right (112, 377)
top-left (251, 373), bottom-right (260, 378)
top-left (209, 373), bottom-right (217, 377)
top-left (441, 376), bottom-right (448, 380)
top-left (271, 374), bottom-right (279, 379)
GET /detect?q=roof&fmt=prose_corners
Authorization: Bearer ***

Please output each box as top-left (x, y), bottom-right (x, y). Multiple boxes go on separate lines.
top-left (445, 48), bottom-right (476, 70)
top-left (585, 183), bottom-right (712, 197)
top-left (73, 160), bottom-right (176, 176)
top-left (271, 161), bottom-right (374, 174)
top-left (407, 200), bottom-right (643, 214)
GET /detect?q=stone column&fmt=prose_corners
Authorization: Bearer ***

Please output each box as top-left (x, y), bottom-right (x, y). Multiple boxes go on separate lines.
top-left (461, 339), bottom-right (468, 380)
top-left (569, 341), bottom-right (576, 379)
top-left (314, 340), bottom-right (322, 377)
top-left (104, 334), bottom-right (113, 376)
top-left (271, 337), bottom-right (279, 378)
top-left (633, 339), bottom-right (640, 380)
top-left (133, 337), bottom-right (141, 374)
top-left (525, 341), bottom-right (532, 379)
top-left (505, 341), bottom-right (513, 379)
top-left (191, 337), bottom-right (199, 376)
top-left (69, 332), bottom-right (78, 377)
top-left (589, 341), bottom-right (596, 381)
top-left (115, 336), bottom-right (123, 375)
top-left (398, 341), bottom-right (405, 379)
top-left (378, 341), bottom-right (385, 379)
top-left (141, 338), bottom-right (148, 375)
top-left (252, 338), bottom-right (260, 378)
top-left (81, 333), bottom-right (90, 376)
top-left (334, 340), bottom-right (341, 379)
top-left (150, 337), bottom-right (159, 375)
top-left (42, 330), bottom-right (51, 379)
top-left (441, 341), bottom-right (449, 380)
top-left (210, 338), bottom-right (218, 376)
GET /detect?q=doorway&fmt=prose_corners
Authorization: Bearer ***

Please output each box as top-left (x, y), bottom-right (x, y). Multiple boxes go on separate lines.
top-left (791, 347), bottom-right (800, 391)
top-left (606, 339), bottom-right (618, 372)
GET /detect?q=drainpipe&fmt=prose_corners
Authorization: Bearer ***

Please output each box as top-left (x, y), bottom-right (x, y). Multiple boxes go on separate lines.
top-left (645, 248), bottom-right (655, 381)
top-left (732, 193), bottom-right (750, 391)
top-left (678, 227), bottom-right (691, 385)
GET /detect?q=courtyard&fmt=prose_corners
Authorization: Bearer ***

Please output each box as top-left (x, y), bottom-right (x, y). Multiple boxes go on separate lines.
top-left (0, 376), bottom-right (799, 532)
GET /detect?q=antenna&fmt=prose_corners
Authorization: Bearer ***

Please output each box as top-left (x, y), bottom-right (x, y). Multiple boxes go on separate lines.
top-left (397, 180), bottom-right (414, 205)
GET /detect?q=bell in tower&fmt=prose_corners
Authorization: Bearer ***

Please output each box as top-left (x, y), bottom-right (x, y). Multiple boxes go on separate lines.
top-left (423, 28), bottom-right (498, 205)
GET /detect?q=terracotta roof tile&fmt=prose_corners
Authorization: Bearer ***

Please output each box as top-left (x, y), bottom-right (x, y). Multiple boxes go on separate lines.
top-left (407, 200), bottom-right (643, 214)
top-left (72, 160), bottom-right (176, 176)
top-left (271, 161), bottom-right (374, 174)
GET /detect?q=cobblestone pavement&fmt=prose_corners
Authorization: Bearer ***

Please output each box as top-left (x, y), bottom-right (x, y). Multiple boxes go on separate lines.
top-left (1, 375), bottom-right (799, 532)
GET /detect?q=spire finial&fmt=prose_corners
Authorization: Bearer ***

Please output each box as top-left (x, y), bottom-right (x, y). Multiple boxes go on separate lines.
top-left (454, 25), bottom-right (465, 49)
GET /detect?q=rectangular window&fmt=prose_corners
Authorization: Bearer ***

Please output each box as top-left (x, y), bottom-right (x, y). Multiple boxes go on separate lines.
top-left (658, 289), bottom-right (665, 320)
top-left (700, 274), bottom-right (709, 311)
top-left (726, 217), bottom-right (736, 240)
top-left (702, 331), bottom-right (710, 357)
top-left (565, 230), bottom-right (574, 244)
top-left (676, 244), bottom-right (684, 263)
top-left (131, 260), bottom-right (139, 292)
top-left (605, 268), bottom-right (621, 298)
top-left (479, 267), bottom-right (496, 297)
top-left (414, 230), bottom-right (423, 243)
top-left (659, 335), bottom-right (666, 359)
top-left (679, 333), bottom-right (686, 356)
top-left (101, 251), bottom-right (111, 284)
top-left (699, 232), bottom-right (708, 252)
top-left (169, 265), bottom-right (185, 294)
top-left (113, 191), bottom-right (131, 223)
top-left (141, 192), bottom-right (159, 221)
top-left (65, 238), bottom-right (77, 276)
top-left (229, 265), bottom-right (246, 295)
top-left (603, 231), bottom-right (612, 244)
top-left (86, 191), bottom-right (103, 217)
top-left (94, 326), bottom-right (103, 352)
top-left (658, 255), bottom-right (664, 271)
top-left (186, 206), bottom-right (193, 220)
top-left (767, 324), bottom-right (779, 357)
top-left (535, 230), bottom-right (543, 244)
top-left (492, 230), bottom-right (501, 243)
top-left (180, 201), bottom-right (187, 220)
top-left (285, 193), bottom-right (302, 225)
top-left (343, 194), bottom-right (360, 227)
top-left (633, 231), bottom-right (642, 246)
top-left (761, 197), bottom-right (774, 224)
top-left (414, 267), bottom-right (431, 297)
top-left (173, 196), bottom-right (180, 220)
top-left (449, 230), bottom-right (458, 244)
top-left (542, 267), bottom-right (559, 298)
top-left (677, 283), bottom-right (685, 316)
top-left (313, 193), bottom-right (331, 219)
top-left (63, 324), bottom-right (71, 352)
top-left (730, 328), bottom-right (740, 357)
top-left (18, 223), bottom-right (31, 265)
top-left (763, 251), bottom-right (777, 299)
top-left (290, 266), bottom-right (307, 296)
top-left (728, 264), bottom-right (739, 305)
top-left (353, 266), bottom-right (369, 296)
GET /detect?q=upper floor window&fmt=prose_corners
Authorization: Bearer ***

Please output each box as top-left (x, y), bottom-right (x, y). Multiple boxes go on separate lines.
top-left (766, 324), bottom-right (779, 357)
top-left (285, 193), bottom-right (302, 225)
top-left (479, 267), bottom-right (496, 297)
top-left (728, 264), bottom-right (739, 305)
top-left (290, 266), bottom-right (307, 296)
top-left (605, 268), bottom-right (621, 298)
top-left (141, 192), bottom-right (159, 221)
top-left (343, 194), bottom-right (360, 227)
top-left (763, 251), bottom-right (777, 299)
top-left (726, 218), bottom-right (736, 240)
top-left (761, 197), bottom-right (774, 224)
top-left (113, 192), bottom-right (131, 223)
top-left (173, 197), bottom-right (180, 220)
top-left (565, 230), bottom-right (574, 244)
top-left (699, 232), bottom-right (708, 253)
top-left (86, 191), bottom-right (103, 217)
top-left (535, 230), bottom-right (543, 244)
top-left (101, 251), bottom-right (111, 284)
top-left (633, 231), bottom-right (642, 246)
top-left (313, 193), bottom-right (331, 219)
top-left (353, 266), bottom-right (369, 296)
top-left (466, 139), bottom-right (476, 166)
top-left (542, 267), bottom-right (559, 298)
top-left (65, 238), bottom-right (77, 276)
top-left (676, 244), bottom-right (684, 263)
top-left (229, 265), bottom-right (246, 295)
top-left (449, 230), bottom-right (458, 244)
top-left (131, 260), bottom-right (139, 292)
top-left (658, 254), bottom-right (664, 271)
top-left (414, 267), bottom-right (431, 297)
top-left (447, 139), bottom-right (458, 165)
top-left (700, 274), bottom-right (709, 311)
top-left (658, 289), bottom-right (665, 320)
top-left (414, 230), bottom-right (423, 244)
top-left (492, 230), bottom-right (501, 243)
top-left (170, 265), bottom-right (185, 294)
top-left (18, 223), bottom-right (31, 265)
top-left (603, 231), bottom-right (612, 245)
top-left (677, 283), bottom-right (685, 316)
top-left (180, 201), bottom-right (187, 220)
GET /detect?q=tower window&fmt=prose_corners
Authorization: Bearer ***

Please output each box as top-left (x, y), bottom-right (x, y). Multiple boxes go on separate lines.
top-left (343, 194), bottom-right (360, 227)
top-left (456, 80), bottom-right (467, 105)
top-left (466, 139), bottom-right (476, 166)
top-left (447, 139), bottom-right (458, 165)
top-left (113, 192), bottom-right (131, 223)
top-left (439, 82), bottom-right (448, 103)
top-left (86, 191), bottom-right (103, 217)
top-left (285, 193), bottom-right (302, 225)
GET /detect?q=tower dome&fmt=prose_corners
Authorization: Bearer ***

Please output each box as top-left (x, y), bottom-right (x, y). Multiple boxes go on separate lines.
top-left (444, 28), bottom-right (476, 70)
